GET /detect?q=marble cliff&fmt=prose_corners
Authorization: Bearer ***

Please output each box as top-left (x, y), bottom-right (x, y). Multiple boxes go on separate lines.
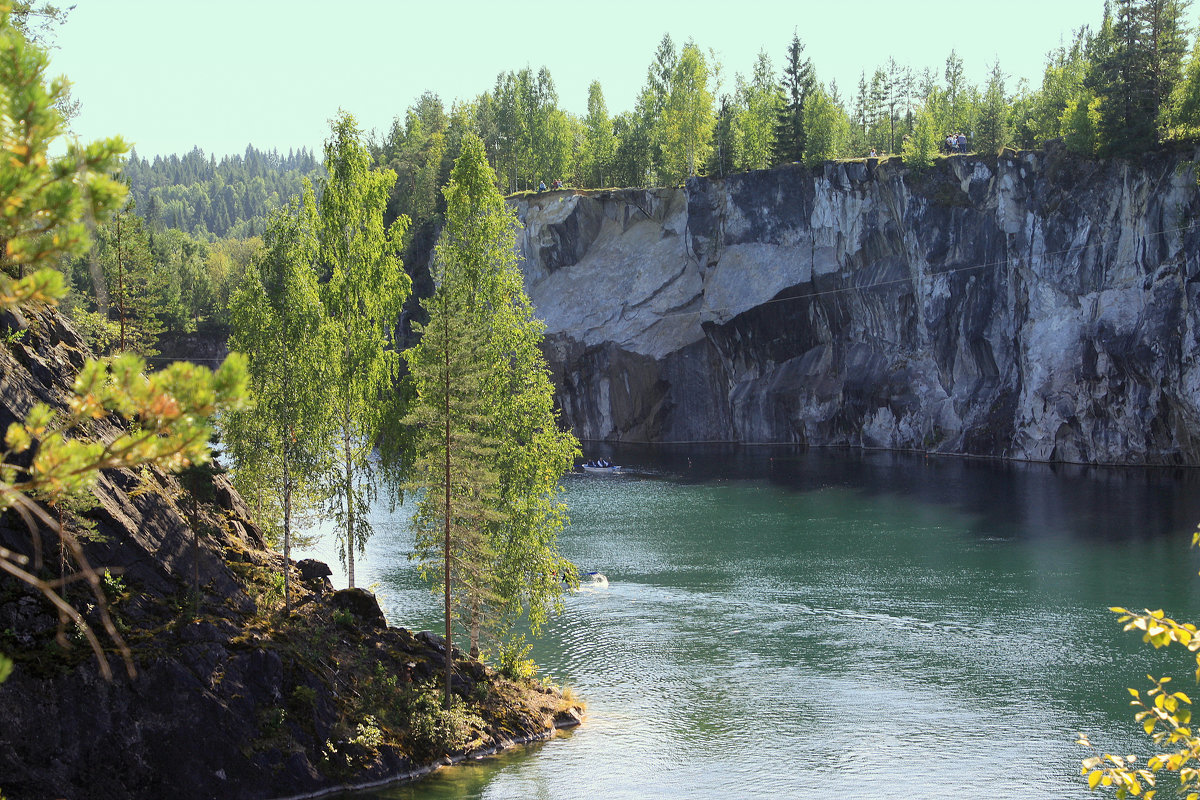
top-left (514, 145), bottom-right (1200, 465)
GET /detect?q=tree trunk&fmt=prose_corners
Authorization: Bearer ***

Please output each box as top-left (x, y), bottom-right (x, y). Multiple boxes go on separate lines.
top-left (116, 215), bottom-right (126, 353)
top-left (469, 601), bottom-right (480, 659)
top-left (283, 452), bottom-right (292, 615)
top-left (345, 426), bottom-right (355, 589)
top-left (443, 329), bottom-right (453, 710)
top-left (191, 495), bottom-right (199, 601)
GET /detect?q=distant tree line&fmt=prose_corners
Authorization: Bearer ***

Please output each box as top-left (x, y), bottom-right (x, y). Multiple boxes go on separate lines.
top-left (64, 0), bottom-right (1200, 357)
top-left (367, 0), bottom-right (1200, 227)
top-left (122, 145), bottom-right (322, 240)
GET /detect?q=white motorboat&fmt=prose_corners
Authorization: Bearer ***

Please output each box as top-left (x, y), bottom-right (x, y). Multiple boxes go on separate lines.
top-left (581, 461), bottom-right (620, 474)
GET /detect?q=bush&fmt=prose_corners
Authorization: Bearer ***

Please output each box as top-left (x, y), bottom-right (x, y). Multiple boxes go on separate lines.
top-left (348, 715), bottom-right (384, 752)
top-left (494, 634), bottom-right (538, 682)
top-left (403, 682), bottom-right (483, 757)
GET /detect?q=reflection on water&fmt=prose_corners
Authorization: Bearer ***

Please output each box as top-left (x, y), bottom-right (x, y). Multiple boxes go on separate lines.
top-left (302, 446), bottom-right (1200, 800)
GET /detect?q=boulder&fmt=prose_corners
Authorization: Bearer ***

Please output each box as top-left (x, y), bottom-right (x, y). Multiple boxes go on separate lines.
top-left (329, 588), bottom-right (387, 627)
top-left (296, 559), bottom-right (333, 594)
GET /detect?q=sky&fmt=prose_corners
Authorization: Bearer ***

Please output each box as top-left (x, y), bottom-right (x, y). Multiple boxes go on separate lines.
top-left (48, 0), bottom-right (1109, 160)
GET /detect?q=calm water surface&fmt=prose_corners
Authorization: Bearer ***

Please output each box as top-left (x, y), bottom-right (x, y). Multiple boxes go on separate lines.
top-left (300, 447), bottom-right (1200, 800)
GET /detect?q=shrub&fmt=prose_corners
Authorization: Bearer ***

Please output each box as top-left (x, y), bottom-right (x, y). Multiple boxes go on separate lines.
top-left (404, 682), bottom-right (482, 757)
top-left (494, 634), bottom-right (539, 682)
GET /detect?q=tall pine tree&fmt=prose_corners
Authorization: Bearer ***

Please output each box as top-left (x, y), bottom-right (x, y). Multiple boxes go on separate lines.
top-left (403, 135), bottom-right (578, 704)
top-left (774, 31), bottom-right (815, 163)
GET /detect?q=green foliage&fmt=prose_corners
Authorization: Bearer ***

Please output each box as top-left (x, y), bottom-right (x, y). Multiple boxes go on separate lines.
top-left (375, 92), bottom-right (451, 226)
top-left (0, 10), bottom-right (125, 278)
top-left (317, 111), bottom-right (411, 588)
top-left (226, 185), bottom-right (330, 611)
top-left (403, 256), bottom-right (503, 704)
top-left (494, 633), bottom-right (538, 682)
top-left (579, 80), bottom-right (616, 187)
top-left (921, 50), bottom-right (975, 145)
top-left (1030, 27), bottom-right (1095, 143)
top-left (4, 352), bottom-right (247, 500)
top-left (801, 86), bottom-right (847, 167)
top-left (1077, 526), bottom-right (1200, 799)
top-left (1168, 32), bottom-right (1200, 134)
top-left (661, 40), bottom-right (716, 182)
top-left (774, 31), bottom-right (816, 164)
top-left (92, 204), bottom-right (168, 356)
top-left (403, 135), bottom-right (579, 705)
top-left (482, 67), bottom-right (576, 193)
top-left (975, 60), bottom-right (1012, 154)
top-left (123, 146), bottom-right (322, 241)
top-left (101, 569), bottom-right (125, 600)
top-left (402, 681), bottom-right (483, 758)
top-left (1, 345), bottom-right (247, 678)
top-left (1063, 93), bottom-right (1103, 155)
top-left (902, 107), bottom-right (940, 171)
top-left (0, 0), bottom-right (247, 694)
top-left (348, 715), bottom-right (384, 752)
top-left (733, 50), bottom-right (782, 171)
top-left (1090, 0), bottom-right (1191, 155)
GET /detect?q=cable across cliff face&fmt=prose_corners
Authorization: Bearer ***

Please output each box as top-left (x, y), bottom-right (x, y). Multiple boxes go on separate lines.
top-left (514, 147), bottom-right (1200, 465)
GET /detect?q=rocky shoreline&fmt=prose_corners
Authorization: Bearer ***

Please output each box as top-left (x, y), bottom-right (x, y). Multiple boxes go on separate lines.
top-left (0, 305), bottom-right (583, 800)
top-left (275, 713), bottom-right (580, 800)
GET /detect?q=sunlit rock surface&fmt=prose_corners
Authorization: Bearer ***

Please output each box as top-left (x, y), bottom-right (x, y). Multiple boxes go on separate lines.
top-left (515, 145), bottom-right (1200, 464)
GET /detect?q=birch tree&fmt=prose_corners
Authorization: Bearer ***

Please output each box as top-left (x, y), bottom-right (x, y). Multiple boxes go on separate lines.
top-left (662, 40), bottom-right (715, 182)
top-left (318, 111), bottom-right (411, 589)
top-left (227, 187), bottom-right (328, 613)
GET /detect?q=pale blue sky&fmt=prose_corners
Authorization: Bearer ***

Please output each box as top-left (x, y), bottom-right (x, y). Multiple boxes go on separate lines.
top-left (50, 0), bottom-right (1110, 159)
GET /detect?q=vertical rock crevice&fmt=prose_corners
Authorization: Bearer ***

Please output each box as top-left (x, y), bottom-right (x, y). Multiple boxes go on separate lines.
top-left (516, 146), bottom-right (1200, 465)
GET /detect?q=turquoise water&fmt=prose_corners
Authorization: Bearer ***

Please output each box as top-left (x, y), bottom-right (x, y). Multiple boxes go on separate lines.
top-left (301, 447), bottom-right (1200, 799)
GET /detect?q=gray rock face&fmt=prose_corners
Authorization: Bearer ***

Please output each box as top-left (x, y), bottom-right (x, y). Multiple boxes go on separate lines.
top-left (515, 146), bottom-right (1200, 464)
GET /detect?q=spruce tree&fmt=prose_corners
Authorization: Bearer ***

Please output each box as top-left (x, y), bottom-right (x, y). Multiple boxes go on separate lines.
top-left (1090, 0), bottom-right (1178, 154)
top-left (976, 60), bottom-right (1012, 153)
top-left (774, 31), bottom-right (815, 164)
top-left (95, 203), bottom-right (168, 356)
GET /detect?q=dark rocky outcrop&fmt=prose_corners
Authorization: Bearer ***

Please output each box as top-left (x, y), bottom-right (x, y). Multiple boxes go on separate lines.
top-left (0, 306), bottom-right (582, 800)
top-left (515, 146), bottom-right (1200, 464)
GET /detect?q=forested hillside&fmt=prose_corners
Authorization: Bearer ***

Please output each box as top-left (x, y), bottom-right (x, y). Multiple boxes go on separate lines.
top-left (122, 145), bottom-right (321, 240)
top-left (64, 0), bottom-right (1200, 362)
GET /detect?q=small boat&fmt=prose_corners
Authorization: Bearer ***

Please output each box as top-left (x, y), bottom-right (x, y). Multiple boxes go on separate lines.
top-left (585, 571), bottom-right (608, 587)
top-left (581, 459), bottom-right (620, 474)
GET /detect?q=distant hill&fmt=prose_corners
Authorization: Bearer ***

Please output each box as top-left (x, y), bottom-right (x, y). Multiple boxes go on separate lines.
top-left (123, 145), bottom-right (323, 240)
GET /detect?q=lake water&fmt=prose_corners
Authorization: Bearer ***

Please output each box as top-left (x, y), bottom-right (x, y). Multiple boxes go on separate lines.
top-left (300, 446), bottom-right (1200, 800)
